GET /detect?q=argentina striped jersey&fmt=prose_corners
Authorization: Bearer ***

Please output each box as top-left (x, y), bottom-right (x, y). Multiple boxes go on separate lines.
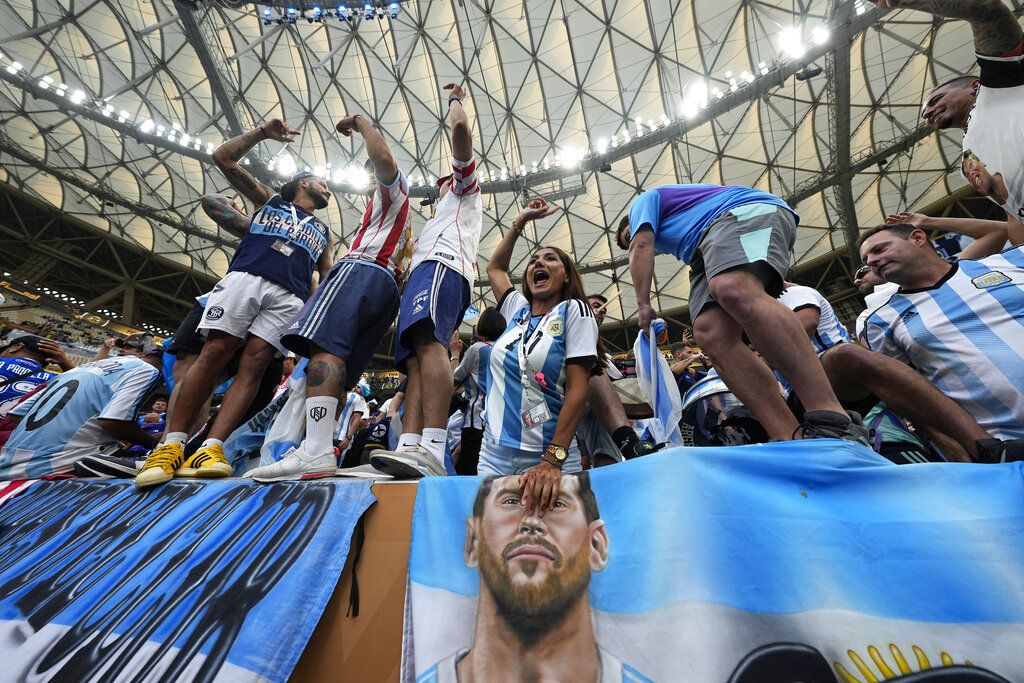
top-left (453, 341), bottom-right (492, 430)
top-left (864, 246), bottom-right (1024, 440)
top-left (335, 391), bottom-right (367, 441)
top-left (484, 290), bottom-right (599, 451)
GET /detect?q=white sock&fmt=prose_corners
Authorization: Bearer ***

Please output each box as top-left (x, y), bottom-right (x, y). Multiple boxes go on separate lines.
top-left (305, 396), bottom-right (338, 455)
top-left (397, 433), bottom-right (421, 450)
top-left (200, 438), bottom-right (223, 450)
top-left (164, 432), bottom-right (188, 447)
top-left (421, 428), bottom-right (447, 466)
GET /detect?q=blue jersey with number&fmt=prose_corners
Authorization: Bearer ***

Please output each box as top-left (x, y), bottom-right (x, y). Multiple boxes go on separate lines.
top-left (0, 356), bottom-right (162, 479)
top-left (0, 357), bottom-right (58, 416)
top-left (228, 194), bottom-right (331, 300)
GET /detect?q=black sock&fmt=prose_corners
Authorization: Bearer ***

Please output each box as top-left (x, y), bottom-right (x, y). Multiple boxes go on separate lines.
top-left (614, 427), bottom-right (640, 459)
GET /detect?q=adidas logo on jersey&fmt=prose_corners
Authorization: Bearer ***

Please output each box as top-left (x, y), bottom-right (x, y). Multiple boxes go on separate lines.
top-left (901, 310), bottom-right (918, 323)
top-left (433, 251), bottom-right (455, 261)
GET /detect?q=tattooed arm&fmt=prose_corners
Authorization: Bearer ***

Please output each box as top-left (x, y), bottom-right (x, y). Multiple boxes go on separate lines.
top-left (200, 194), bottom-right (251, 238)
top-left (869, 0), bottom-right (1022, 56)
top-left (212, 119), bottom-right (300, 210)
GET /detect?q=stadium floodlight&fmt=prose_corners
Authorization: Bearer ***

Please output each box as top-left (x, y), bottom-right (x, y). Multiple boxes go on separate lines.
top-left (779, 27), bottom-right (805, 59)
top-left (364, 3), bottom-right (374, 19)
top-left (812, 26), bottom-right (830, 45)
top-left (70, 89), bottom-right (85, 104)
top-left (389, 2), bottom-right (399, 17)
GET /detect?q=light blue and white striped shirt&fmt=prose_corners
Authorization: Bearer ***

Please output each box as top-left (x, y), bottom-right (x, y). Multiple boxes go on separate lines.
top-left (335, 391), bottom-right (367, 441)
top-left (865, 246), bottom-right (1024, 440)
top-left (453, 341), bottom-right (492, 431)
top-left (485, 290), bottom-right (598, 452)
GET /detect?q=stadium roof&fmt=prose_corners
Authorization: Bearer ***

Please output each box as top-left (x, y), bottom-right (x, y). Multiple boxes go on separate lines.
top-left (0, 0), bottom-right (989, 339)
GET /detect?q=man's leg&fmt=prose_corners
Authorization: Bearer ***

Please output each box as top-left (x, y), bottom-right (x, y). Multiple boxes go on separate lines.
top-left (410, 323), bottom-right (453, 463)
top-left (164, 331), bottom-right (241, 441)
top-left (708, 269), bottom-right (846, 421)
top-left (136, 331), bottom-right (240, 487)
top-left (821, 343), bottom-right (989, 462)
top-left (693, 305), bottom-right (800, 440)
top-left (203, 335), bottom-right (276, 442)
top-left (586, 374), bottom-right (657, 458)
top-left (402, 353), bottom-right (423, 438)
top-left (304, 347), bottom-right (347, 453)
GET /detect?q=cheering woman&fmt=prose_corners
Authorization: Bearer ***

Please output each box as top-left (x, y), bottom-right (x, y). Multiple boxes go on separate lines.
top-left (483, 198), bottom-right (605, 514)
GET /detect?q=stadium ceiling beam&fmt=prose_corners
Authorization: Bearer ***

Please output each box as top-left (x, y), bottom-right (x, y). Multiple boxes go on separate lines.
top-left (827, 0), bottom-right (861, 267)
top-left (0, 138), bottom-right (237, 249)
top-left (171, 0), bottom-right (249, 136)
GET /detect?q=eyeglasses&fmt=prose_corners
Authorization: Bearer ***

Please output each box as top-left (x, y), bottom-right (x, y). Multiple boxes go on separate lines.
top-left (854, 266), bottom-right (871, 279)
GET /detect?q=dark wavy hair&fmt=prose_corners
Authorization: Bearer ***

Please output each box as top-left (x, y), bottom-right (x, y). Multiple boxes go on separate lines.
top-left (520, 245), bottom-right (608, 372)
top-left (472, 471), bottom-right (600, 523)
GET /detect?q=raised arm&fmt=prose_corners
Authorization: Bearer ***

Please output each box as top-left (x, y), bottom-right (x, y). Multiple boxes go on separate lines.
top-left (444, 83), bottom-right (472, 162)
top-left (886, 210), bottom-right (1008, 258)
top-left (317, 233), bottom-right (335, 285)
top-left (201, 193), bottom-right (251, 238)
top-left (868, 0), bottom-right (1022, 56)
top-left (487, 198), bottom-right (561, 302)
top-left (212, 119), bottom-right (300, 209)
top-left (336, 114), bottom-right (398, 186)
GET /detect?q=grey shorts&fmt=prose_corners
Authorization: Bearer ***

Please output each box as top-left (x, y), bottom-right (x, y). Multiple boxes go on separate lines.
top-left (688, 203), bottom-right (796, 321)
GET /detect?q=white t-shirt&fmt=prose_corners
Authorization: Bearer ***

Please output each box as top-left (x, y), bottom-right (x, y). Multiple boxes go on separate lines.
top-left (778, 283), bottom-right (851, 353)
top-left (0, 356), bottom-right (162, 479)
top-left (961, 53), bottom-right (1024, 220)
top-left (409, 157), bottom-right (482, 282)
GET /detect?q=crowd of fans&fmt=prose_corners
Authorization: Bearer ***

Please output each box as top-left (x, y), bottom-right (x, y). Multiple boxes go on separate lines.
top-left (0, 0), bottom-right (1021, 509)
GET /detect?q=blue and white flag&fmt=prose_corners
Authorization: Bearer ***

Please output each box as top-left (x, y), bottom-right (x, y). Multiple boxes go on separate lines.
top-left (404, 442), bottom-right (1024, 682)
top-left (632, 320), bottom-right (682, 445)
top-left (462, 304), bottom-right (481, 322)
top-left (0, 477), bottom-right (374, 682)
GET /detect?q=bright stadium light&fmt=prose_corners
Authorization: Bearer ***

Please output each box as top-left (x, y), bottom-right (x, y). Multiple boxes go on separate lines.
top-left (779, 27), bottom-right (805, 59)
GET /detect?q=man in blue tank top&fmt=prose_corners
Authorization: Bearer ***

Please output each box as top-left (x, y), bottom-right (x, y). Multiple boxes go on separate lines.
top-left (137, 119), bottom-right (335, 488)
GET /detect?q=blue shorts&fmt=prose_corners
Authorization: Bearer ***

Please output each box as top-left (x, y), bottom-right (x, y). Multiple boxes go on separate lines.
top-left (281, 260), bottom-right (399, 384)
top-left (394, 261), bottom-right (470, 373)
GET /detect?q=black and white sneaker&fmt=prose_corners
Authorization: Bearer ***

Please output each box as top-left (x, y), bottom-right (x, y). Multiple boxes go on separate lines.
top-left (800, 410), bottom-right (871, 447)
top-left (74, 454), bottom-right (147, 479)
top-left (975, 438), bottom-right (1024, 464)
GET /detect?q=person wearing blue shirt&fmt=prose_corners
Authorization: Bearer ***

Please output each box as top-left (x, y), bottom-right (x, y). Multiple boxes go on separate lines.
top-left (617, 184), bottom-right (868, 445)
top-left (0, 334), bottom-right (70, 416)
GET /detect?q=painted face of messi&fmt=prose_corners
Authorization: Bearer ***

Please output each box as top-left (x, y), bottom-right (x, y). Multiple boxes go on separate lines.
top-left (465, 476), bottom-right (608, 637)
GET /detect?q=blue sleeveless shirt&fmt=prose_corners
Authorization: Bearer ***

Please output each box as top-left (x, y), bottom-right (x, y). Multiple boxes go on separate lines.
top-left (228, 194), bottom-right (330, 300)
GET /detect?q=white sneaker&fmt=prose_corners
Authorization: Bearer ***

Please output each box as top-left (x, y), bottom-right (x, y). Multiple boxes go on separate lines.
top-left (335, 464), bottom-right (394, 480)
top-left (245, 444), bottom-right (337, 482)
top-left (370, 445), bottom-right (446, 479)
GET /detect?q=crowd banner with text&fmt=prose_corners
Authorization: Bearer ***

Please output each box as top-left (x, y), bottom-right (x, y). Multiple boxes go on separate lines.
top-left (404, 441), bottom-right (1023, 683)
top-left (0, 478), bottom-right (374, 682)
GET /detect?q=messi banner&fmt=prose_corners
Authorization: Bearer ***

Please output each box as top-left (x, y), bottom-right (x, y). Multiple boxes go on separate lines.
top-left (404, 441), bottom-right (1024, 682)
top-left (0, 478), bottom-right (374, 682)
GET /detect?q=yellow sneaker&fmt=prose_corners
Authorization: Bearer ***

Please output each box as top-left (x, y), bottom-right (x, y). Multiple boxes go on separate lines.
top-left (177, 444), bottom-right (233, 478)
top-left (135, 443), bottom-right (185, 488)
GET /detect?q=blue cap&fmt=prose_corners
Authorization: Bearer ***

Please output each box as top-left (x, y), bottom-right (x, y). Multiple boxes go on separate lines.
top-left (290, 170), bottom-right (318, 182)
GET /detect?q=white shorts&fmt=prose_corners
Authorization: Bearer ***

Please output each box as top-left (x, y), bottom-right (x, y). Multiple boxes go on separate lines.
top-left (197, 271), bottom-right (303, 354)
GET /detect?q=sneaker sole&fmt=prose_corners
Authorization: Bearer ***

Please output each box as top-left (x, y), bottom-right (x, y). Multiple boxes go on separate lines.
top-left (250, 468), bottom-right (337, 483)
top-left (79, 460), bottom-right (143, 477)
top-left (74, 463), bottom-right (114, 479)
top-left (176, 464), bottom-right (234, 478)
top-left (135, 468), bottom-right (174, 488)
top-left (370, 454), bottom-right (439, 479)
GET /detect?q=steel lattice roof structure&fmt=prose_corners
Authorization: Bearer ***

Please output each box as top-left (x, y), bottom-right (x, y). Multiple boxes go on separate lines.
top-left (0, 0), bottom-right (1000, 350)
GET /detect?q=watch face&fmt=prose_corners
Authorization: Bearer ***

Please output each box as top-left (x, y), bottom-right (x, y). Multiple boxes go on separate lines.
top-left (553, 446), bottom-right (568, 461)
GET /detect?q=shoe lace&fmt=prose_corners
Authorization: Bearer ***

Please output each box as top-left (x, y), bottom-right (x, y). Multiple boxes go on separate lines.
top-left (145, 444), bottom-right (181, 469)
